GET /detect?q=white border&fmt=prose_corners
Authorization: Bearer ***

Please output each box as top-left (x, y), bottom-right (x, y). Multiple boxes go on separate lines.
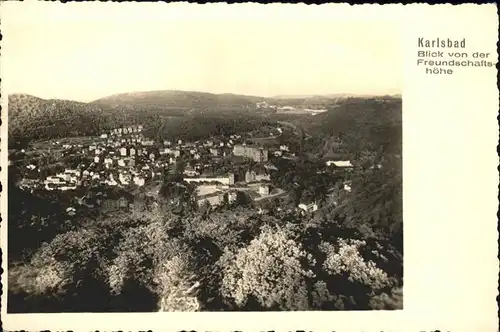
top-left (1, 3), bottom-right (498, 332)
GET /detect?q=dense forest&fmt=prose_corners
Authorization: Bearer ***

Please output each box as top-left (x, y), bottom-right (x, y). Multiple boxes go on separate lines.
top-left (155, 113), bottom-right (274, 142)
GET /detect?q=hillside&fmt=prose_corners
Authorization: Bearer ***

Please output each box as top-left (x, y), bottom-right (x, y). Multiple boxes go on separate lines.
top-left (323, 96), bottom-right (402, 155)
top-left (8, 94), bottom-right (152, 148)
top-left (9, 94), bottom-right (105, 146)
top-left (290, 96), bottom-right (402, 157)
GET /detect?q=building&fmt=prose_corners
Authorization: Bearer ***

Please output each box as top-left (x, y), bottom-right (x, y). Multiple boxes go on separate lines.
top-left (101, 196), bottom-right (129, 213)
top-left (298, 202), bottom-right (318, 213)
top-left (245, 170), bottom-right (270, 183)
top-left (100, 133), bottom-right (108, 139)
top-left (259, 185), bottom-right (270, 196)
top-left (134, 176), bottom-right (145, 187)
top-left (184, 169), bottom-right (200, 177)
top-left (196, 192), bottom-right (223, 207)
top-left (120, 147), bottom-right (127, 157)
top-left (210, 148), bottom-right (219, 156)
top-left (233, 145), bottom-right (268, 162)
top-left (130, 148), bottom-right (136, 156)
top-left (43, 175), bottom-right (77, 191)
top-left (119, 172), bottom-right (131, 185)
top-left (160, 148), bottom-right (172, 155)
top-left (184, 173), bottom-right (234, 186)
top-left (227, 191), bottom-right (237, 204)
top-left (326, 160), bottom-right (353, 168)
top-left (343, 180), bottom-right (352, 192)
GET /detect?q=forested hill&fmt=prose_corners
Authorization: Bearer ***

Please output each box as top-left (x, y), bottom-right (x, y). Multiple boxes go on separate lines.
top-left (93, 90), bottom-right (264, 110)
top-left (9, 94), bottom-right (104, 145)
top-left (8, 94), bottom-right (149, 148)
top-left (301, 96), bottom-right (402, 157)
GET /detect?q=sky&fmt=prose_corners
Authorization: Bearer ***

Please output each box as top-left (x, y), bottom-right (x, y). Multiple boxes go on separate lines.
top-left (1, 2), bottom-right (403, 102)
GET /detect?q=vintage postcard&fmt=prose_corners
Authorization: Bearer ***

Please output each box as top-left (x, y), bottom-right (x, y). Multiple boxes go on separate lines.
top-left (0, 2), bottom-right (498, 332)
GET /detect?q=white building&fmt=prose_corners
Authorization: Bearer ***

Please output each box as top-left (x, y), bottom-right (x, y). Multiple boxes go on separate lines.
top-left (326, 160), bottom-right (353, 168)
top-left (120, 147), bottom-right (127, 157)
top-left (184, 173), bottom-right (235, 186)
top-left (100, 133), bottom-right (108, 139)
top-left (183, 169), bottom-right (200, 177)
top-left (160, 148), bottom-right (172, 155)
top-left (133, 176), bottom-right (145, 187)
top-left (259, 185), bottom-right (270, 196)
top-left (119, 172), bottom-right (130, 185)
top-left (298, 202), bottom-right (318, 213)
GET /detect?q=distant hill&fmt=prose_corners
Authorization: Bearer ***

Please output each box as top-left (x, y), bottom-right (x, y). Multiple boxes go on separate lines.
top-left (271, 93), bottom-right (372, 99)
top-left (93, 90), bottom-right (264, 111)
top-left (94, 90), bottom-right (389, 111)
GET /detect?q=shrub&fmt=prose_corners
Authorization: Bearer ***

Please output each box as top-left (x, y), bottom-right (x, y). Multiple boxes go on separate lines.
top-left (311, 280), bottom-right (345, 310)
top-left (154, 255), bottom-right (201, 312)
top-left (219, 225), bottom-right (315, 310)
top-left (9, 262), bottom-right (70, 296)
top-left (320, 238), bottom-right (395, 292)
top-left (369, 287), bottom-right (403, 310)
top-left (106, 220), bottom-right (174, 293)
top-left (12, 227), bottom-right (109, 296)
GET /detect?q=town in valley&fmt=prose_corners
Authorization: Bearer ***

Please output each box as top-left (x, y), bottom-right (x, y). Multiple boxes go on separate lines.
top-left (10, 112), bottom-right (354, 216)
